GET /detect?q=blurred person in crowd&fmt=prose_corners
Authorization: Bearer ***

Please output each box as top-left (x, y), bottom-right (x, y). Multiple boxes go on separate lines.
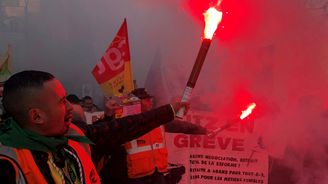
top-left (82, 95), bottom-right (99, 113)
top-left (103, 96), bottom-right (122, 119)
top-left (66, 94), bottom-right (86, 122)
top-left (92, 96), bottom-right (129, 184)
top-left (0, 70), bottom-right (189, 184)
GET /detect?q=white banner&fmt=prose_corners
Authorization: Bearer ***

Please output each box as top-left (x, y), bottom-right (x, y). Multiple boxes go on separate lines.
top-left (166, 110), bottom-right (268, 184)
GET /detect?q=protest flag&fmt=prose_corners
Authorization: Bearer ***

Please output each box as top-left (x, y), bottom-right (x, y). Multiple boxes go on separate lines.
top-left (0, 44), bottom-right (12, 83)
top-left (92, 19), bottom-right (134, 96)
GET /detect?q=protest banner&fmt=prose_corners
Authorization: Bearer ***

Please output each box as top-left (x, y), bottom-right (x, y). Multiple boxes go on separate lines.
top-left (166, 110), bottom-right (268, 184)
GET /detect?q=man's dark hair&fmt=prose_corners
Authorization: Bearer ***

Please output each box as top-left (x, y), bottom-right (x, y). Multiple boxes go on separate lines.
top-left (82, 96), bottom-right (92, 101)
top-left (2, 70), bottom-right (55, 121)
top-left (67, 94), bottom-right (81, 105)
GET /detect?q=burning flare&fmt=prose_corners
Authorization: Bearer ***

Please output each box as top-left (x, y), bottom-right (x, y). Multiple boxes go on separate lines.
top-left (240, 103), bottom-right (257, 120)
top-left (217, 0), bottom-right (223, 6)
top-left (207, 102), bottom-right (257, 137)
top-left (203, 7), bottom-right (223, 39)
top-left (176, 2), bottom-right (223, 118)
top-left (207, 102), bottom-right (256, 137)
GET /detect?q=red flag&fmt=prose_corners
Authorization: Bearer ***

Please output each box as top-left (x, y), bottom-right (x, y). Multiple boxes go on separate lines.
top-left (92, 19), bottom-right (134, 96)
top-left (0, 44), bottom-right (12, 83)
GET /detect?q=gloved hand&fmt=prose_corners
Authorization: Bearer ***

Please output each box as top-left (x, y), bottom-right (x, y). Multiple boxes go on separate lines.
top-left (171, 102), bottom-right (190, 116)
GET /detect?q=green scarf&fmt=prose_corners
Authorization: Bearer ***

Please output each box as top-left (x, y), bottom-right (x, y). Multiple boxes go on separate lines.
top-left (0, 118), bottom-right (94, 152)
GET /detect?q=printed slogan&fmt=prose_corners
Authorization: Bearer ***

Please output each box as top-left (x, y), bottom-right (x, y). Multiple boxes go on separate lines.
top-left (166, 110), bottom-right (268, 184)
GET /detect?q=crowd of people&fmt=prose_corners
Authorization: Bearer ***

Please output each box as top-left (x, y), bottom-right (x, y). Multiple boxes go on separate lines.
top-left (64, 82), bottom-right (207, 184)
top-left (0, 70), bottom-right (205, 184)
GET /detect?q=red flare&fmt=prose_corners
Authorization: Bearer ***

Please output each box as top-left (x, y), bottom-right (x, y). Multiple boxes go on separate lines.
top-left (240, 103), bottom-right (256, 120)
top-left (203, 7), bottom-right (223, 39)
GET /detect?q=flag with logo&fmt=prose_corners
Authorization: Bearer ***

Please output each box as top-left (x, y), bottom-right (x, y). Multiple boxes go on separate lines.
top-left (0, 44), bottom-right (12, 83)
top-left (92, 19), bottom-right (134, 96)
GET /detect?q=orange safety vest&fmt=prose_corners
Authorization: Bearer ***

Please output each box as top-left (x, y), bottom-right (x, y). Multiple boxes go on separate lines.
top-left (125, 126), bottom-right (168, 178)
top-left (0, 123), bottom-right (100, 184)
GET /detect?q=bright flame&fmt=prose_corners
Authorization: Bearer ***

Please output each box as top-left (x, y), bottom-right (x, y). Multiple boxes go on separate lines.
top-left (240, 103), bottom-right (256, 120)
top-left (216, 0), bottom-right (223, 6)
top-left (203, 7), bottom-right (223, 39)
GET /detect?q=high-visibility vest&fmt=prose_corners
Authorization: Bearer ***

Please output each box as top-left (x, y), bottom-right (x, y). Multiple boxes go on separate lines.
top-left (0, 123), bottom-right (100, 184)
top-left (125, 126), bottom-right (168, 178)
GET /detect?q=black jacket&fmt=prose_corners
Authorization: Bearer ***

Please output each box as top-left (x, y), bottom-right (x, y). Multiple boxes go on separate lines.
top-left (95, 116), bottom-right (207, 184)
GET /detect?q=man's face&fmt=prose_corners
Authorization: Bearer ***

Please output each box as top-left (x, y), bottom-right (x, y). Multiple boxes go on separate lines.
top-left (83, 99), bottom-right (93, 111)
top-left (71, 104), bottom-right (86, 122)
top-left (37, 79), bottom-right (73, 136)
top-left (105, 98), bottom-right (121, 116)
top-left (141, 98), bottom-right (153, 112)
